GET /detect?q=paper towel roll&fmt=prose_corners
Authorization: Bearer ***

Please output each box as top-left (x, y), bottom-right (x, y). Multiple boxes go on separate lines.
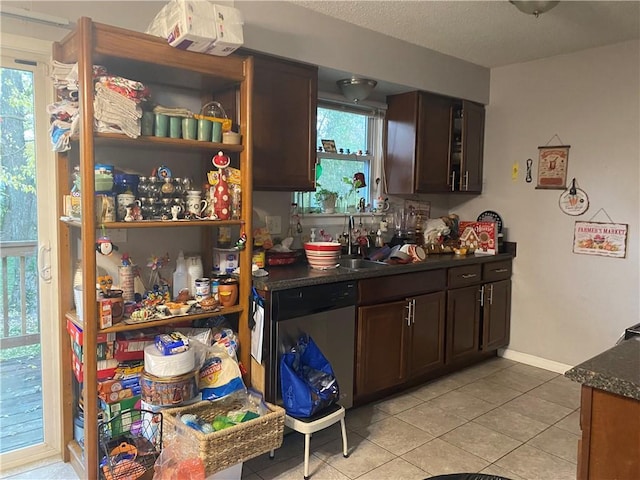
top-left (144, 344), bottom-right (195, 377)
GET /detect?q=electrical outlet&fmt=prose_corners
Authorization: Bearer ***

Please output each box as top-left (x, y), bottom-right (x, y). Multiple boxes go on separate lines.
top-left (265, 215), bottom-right (282, 235)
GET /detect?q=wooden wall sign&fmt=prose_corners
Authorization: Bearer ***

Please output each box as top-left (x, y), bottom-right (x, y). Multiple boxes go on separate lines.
top-left (536, 145), bottom-right (569, 190)
top-left (573, 221), bottom-right (628, 258)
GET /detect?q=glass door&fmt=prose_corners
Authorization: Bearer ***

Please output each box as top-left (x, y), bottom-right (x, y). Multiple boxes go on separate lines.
top-left (0, 37), bottom-right (60, 470)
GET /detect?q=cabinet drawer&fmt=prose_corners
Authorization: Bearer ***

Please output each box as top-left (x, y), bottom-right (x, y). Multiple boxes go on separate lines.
top-left (448, 264), bottom-right (482, 288)
top-left (359, 269), bottom-right (446, 305)
top-left (483, 260), bottom-right (512, 282)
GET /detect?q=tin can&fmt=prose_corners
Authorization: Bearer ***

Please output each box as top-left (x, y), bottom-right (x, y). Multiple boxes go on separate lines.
top-left (252, 248), bottom-right (265, 268)
top-left (195, 277), bottom-right (211, 301)
top-left (210, 277), bottom-right (220, 301)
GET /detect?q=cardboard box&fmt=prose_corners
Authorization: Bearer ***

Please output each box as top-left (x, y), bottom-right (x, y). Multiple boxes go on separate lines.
top-left (71, 351), bottom-right (118, 383)
top-left (146, 1), bottom-right (243, 56)
top-left (114, 337), bottom-right (153, 361)
top-left (100, 395), bottom-right (142, 437)
top-left (71, 339), bottom-right (115, 362)
top-left (459, 221), bottom-right (498, 255)
top-left (97, 298), bottom-right (113, 329)
top-left (66, 318), bottom-right (116, 346)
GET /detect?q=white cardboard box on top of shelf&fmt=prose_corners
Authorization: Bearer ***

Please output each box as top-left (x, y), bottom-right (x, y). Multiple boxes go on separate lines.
top-left (146, 0), bottom-right (244, 56)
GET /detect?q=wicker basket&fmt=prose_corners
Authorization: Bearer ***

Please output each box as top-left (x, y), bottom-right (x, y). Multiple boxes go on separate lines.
top-left (162, 399), bottom-right (285, 475)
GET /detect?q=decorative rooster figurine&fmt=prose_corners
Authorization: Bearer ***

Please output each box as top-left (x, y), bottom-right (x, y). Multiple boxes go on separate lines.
top-left (209, 151), bottom-right (231, 220)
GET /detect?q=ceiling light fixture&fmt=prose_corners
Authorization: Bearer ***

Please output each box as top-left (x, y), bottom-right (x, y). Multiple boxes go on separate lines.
top-left (337, 77), bottom-right (377, 103)
top-left (509, 1), bottom-right (559, 18)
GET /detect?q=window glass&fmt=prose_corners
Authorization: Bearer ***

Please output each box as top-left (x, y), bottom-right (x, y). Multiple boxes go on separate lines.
top-left (298, 105), bottom-right (376, 213)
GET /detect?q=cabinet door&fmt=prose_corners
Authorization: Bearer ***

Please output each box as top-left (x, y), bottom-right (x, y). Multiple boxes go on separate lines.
top-left (482, 280), bottom-right (511, 351)
top-left (415, 92), bottom-right (454, 193)
top-left (409, 291), bottom-right (446, 378)
top-left (356, 300), bottom-right (408, 396)
top-left (251, 55), bottom-right (317, 191)
top-left (385, 91), bottom-right (419, 194)
top-left (461, 100), bottom-right (485, 193)
top-left (446, 285), bottom-right (481, 364)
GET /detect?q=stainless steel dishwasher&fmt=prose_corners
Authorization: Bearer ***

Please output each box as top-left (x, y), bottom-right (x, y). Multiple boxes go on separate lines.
top-left (267, 281), bottom-right (356, 409)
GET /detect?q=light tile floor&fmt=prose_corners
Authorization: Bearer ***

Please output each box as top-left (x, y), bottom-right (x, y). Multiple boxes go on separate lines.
top-left (2, 357), bottom-right (581, 480)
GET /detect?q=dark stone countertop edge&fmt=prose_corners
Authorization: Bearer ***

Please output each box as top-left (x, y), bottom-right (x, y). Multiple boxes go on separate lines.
top-left (564, 339), bottom-right (640, 401)
top-left (253, 252), bottom-right (513, 291)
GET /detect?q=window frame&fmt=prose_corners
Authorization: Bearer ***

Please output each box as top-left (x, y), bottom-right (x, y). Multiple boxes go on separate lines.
top-left (296, 99), bottom-right (385, 214)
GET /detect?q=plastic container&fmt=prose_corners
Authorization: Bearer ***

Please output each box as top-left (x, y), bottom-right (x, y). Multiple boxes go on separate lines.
top-left (187, 255), bottom-right (203, 297)
top-left (212, 248), bottom-right (239, 274)
top-left (173, 250), bottom-right (188, 299)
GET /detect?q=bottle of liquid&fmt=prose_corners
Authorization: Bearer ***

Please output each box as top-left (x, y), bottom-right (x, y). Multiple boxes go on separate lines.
top-left (172, 250), bottom-right (188, 299)
top-left (186, 255), bottom-right (203, 297)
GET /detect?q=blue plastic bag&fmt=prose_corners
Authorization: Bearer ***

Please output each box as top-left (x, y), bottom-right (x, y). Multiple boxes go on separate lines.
top-left (280, 335), bottom-right (339, 418)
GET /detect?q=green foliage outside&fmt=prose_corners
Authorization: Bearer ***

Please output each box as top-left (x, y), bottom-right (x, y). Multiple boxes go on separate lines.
top-left (1, 66), bottom-right (41, 360)
top-left (302, 107), bottom-right (371, 212)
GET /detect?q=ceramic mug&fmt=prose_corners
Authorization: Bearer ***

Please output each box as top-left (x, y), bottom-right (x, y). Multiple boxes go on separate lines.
top-left (116, 193), bottom-right (136, 221)
top-left (186, 196), bottom-right (208, 216)
top-left (374, 198), bottom-right (390, 213)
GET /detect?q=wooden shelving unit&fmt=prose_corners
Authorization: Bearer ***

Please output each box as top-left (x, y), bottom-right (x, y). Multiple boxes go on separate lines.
top-left (53, 18), bottom-right (253, 479)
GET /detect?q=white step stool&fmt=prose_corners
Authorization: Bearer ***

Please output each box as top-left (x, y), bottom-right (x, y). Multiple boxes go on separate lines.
top-left (270, 404), bottom-right (348, 479)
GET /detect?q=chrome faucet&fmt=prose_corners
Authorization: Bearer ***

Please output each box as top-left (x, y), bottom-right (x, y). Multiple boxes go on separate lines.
top-left (348, 215), bottom-right (355, 256)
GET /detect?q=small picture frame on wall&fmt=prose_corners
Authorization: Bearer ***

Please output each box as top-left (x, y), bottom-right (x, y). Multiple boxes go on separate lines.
top-left (536, 145), bottom-right (570, 190)
top-left (321, 139), bottom-right (337, 153)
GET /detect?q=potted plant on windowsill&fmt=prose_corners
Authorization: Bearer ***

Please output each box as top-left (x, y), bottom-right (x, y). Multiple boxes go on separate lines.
top-left (315, 186), bottom-right (339, 214)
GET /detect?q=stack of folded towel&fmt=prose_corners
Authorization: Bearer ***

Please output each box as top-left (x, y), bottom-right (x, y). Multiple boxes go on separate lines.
top-left (93, 75), bottom-right (150, 138)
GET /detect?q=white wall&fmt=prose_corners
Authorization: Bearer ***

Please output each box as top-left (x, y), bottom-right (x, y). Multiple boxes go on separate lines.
top-left (452, 40), bottom-right (640, 366)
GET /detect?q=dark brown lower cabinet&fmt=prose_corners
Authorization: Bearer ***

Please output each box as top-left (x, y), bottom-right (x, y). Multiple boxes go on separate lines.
top-left (409, 292), bottom-right (446, 378)
top-left (446, 285), bottom-right (481, 364)
top-left (356, 291), bottom-right (446, 397)
top-left (356, 300), bottom-right (408, 396)
top-left (481, 279), bottom-right (511, 351)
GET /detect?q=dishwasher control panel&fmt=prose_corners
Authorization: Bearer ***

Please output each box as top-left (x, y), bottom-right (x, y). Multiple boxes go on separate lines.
top-left (272, 281), bottom-right (357, 322)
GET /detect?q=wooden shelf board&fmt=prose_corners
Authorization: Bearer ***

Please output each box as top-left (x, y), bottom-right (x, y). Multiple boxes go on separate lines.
top-left (91, 133), bottom-right (244, 153)
top-left (60, 218), bottom-right (243, 229)
top-left (66, 306), bottom-right (243, 333)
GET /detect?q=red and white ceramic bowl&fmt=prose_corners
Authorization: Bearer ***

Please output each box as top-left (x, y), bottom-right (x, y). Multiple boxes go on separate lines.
top-left (304, 242), bottom-right (342, 252)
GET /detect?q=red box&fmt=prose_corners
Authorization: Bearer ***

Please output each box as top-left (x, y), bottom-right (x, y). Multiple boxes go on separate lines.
top-left (66, 318), bottom-right (115, 346)
top-left (71, 351), bottom-right (118, 383)
top-left (114, 338), bottom-right (153, 361)
top-left (459, 221), bottom-right (498, 255)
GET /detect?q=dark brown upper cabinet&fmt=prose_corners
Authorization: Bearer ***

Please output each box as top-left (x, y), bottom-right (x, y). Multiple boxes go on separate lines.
top-left (385, 91), bottom-right (485, 194)
top-left (250, 54), bottom-right (318, 191)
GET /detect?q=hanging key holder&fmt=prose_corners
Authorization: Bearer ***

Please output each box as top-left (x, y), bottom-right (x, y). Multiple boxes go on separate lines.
top-left (558, 178), bottom-right (590, 216)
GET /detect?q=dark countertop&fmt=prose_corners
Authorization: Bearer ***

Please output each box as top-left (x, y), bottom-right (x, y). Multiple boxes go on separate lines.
top-left (565, 339), bottom-right (640, 401)
top-left (253, 252), bottom-right (513, 291)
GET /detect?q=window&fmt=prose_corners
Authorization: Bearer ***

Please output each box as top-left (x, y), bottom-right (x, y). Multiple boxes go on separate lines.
top-left (296, 102), bottom-right (384, 213)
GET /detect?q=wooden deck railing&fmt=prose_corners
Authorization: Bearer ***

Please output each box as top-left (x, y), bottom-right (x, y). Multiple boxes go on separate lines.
top-left (0, 240), bottom-right (40, 350)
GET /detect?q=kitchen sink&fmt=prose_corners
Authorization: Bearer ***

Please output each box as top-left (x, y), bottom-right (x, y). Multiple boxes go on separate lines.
top-left (338, 257), bottom-right (389, 270)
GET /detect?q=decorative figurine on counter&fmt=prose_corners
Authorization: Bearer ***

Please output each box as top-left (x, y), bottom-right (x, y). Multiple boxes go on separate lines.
top-left (235, 231), bottom-right (247, 250)
top-left (121, 253), bottom-right (132, 266)
top-left (209, 151), bottom-right (231, 220)
top-left (96, 235), bottom-right (118, 256)
top-left (97, 275), bottom-right (113, 295)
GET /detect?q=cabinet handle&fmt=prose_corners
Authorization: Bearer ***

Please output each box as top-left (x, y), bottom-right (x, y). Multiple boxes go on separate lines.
top-left (493, 268), bottom-right (509, 273)
top-left (488, 284), bottom-right (494, 305)
top-left (411, 299), bottom-right (416, 325)
top-left (479, 285), bottom-right (485, 307)
top-left (461, 273), bottom-right (477, 279)
top-left (464, 171), bottom-right (469, 190)
top-left (451, 171), bottom-right (456, 192)
top-left (405, 302), bottom-right (411, 327)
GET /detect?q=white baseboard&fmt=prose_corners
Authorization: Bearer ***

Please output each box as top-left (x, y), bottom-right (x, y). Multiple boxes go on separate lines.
top-left (498, 348), bottom-right (573, 374)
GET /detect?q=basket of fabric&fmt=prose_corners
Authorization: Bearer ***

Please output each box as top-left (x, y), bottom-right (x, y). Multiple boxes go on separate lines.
top-left (162, 398), bottom-right (285, 475)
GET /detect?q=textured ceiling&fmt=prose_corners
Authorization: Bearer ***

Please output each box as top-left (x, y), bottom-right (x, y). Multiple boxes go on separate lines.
top-left (293, 1), bottom-right (640, 68)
